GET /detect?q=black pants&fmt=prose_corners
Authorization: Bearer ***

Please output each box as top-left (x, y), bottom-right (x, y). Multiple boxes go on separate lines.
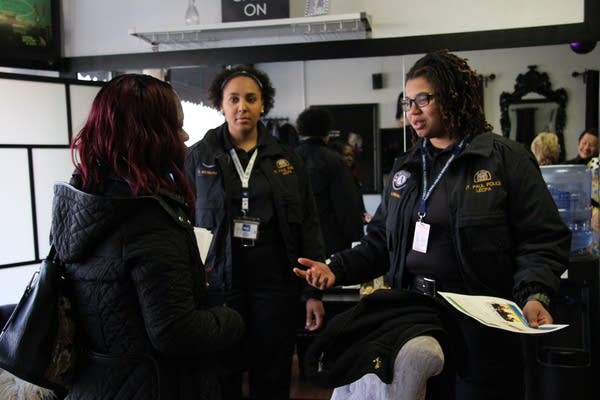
top-left (452, 311), bottom-right (525, 400)
top-left (410, 279), bottom-right (525, 400)
top-left (223, 236), bottom-right (300, 400)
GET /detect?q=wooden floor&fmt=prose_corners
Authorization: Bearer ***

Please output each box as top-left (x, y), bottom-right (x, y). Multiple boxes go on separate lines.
top-left (289, 354), bottom-right (332, 400)
top-left (243, 354), bottom-right (333, 400)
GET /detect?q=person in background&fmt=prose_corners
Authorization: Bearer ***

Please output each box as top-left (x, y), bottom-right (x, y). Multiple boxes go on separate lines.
top-left (530, 131), bottom-right (561, 165)
top-left (588, 156), bottom-right (600, 256)
top-left (51, 74), bottom-right (244, 400)
top-left (184, 65), bottom-right (325, 400)
top-left (276, 122), bottom-right (300, 147)
top-left (328, 139), bottom-right (372, 224)
top-left (563, 129), bottom-right (598, 164)
top-left (294, 50), bottom-right (571, 400)
top-left (295, 107), bottom-right (365, 257)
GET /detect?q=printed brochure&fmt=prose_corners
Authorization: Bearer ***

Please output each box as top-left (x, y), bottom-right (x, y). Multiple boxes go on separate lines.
top-left (438, 291), bottom-right (568, 334)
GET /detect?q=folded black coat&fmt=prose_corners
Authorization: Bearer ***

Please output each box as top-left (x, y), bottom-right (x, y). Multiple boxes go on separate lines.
top-left (304, 290), bottom-right (465, 388)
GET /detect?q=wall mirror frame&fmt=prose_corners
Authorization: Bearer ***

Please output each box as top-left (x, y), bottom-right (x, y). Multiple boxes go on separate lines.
top-left (500, 65), bottom-right (568, 160)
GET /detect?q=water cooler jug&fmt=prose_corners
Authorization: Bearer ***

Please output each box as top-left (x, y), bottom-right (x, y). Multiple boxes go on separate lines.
top-left (540, 165), bottom-right (593, 255)
top-left (528, 165), bottom-right (599, 399)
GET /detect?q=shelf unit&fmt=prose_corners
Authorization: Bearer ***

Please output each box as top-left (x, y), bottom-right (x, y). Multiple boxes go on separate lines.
top-left (128, 12), bottom-right (371, 52)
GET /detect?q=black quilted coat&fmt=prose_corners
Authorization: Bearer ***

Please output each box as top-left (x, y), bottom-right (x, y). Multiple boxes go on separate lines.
top-left (51, 179), bottom-right (244, 400)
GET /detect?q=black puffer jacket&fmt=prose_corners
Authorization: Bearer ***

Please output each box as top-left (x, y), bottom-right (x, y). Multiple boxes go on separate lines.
top-left (51, 180), bottom-right (244, 400)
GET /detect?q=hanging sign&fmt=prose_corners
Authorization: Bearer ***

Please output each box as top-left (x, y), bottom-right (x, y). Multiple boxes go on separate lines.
top-left (221, 0), bottom-right (290, 22)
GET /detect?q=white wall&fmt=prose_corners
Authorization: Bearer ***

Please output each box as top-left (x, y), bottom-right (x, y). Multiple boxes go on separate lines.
top-left (259, 44), bottom-right (599, 160)
top-left (0, 77), bottom-right (101, 304)
top-left (58, 0), bottom-right (596, 158)
top-left (61, 0), bottom-right (584, 57)
top-left (0, 266), bottom-right (39, 305)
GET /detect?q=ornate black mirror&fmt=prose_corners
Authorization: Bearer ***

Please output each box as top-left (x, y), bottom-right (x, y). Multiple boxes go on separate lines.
top-left (500, 65), bottom-right (568, 161)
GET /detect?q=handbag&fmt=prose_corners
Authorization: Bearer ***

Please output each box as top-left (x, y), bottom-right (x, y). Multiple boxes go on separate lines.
top-left (0, 245), bottom-right (77, 392)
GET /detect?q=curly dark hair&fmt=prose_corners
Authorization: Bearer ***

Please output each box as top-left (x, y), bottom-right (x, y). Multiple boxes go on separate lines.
top-left (296, 107), bottom-right (334, 138)
top-left (207, 65), bottom-right (275, 115)
top-left (406, 49), bottom-right (492, 140)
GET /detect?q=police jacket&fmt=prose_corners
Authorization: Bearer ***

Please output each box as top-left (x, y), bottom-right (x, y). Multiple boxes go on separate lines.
top-left (51, 179), bottom-right (245, 400)
top-left (185, 122), bottom-right (325, 293)
top-left (295, 138), bottom-right (365, 256)
top-left (329, 132), bottom-right (571, 304)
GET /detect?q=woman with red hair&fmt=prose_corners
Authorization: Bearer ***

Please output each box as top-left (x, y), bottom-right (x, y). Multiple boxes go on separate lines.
top-left (51, 74), bottom-right (244, 400)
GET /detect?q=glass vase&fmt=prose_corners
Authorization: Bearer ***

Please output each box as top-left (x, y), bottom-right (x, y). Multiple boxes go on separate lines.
top-left (185, 0), bottom-right (200, 25)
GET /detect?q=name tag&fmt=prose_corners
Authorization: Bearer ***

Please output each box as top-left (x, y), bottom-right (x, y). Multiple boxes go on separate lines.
top-left (412, 221), bottom-right (430, 253)
top-left (233, 217), bottom-right (260, 240)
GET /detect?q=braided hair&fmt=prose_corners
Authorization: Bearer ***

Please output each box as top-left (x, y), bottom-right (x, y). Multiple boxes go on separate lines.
top-left (406, 50), bottom-right (492, 140)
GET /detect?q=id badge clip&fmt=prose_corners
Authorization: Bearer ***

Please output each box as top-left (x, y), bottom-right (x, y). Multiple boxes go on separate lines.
top-left (412, 221), bottom-right (430, 253)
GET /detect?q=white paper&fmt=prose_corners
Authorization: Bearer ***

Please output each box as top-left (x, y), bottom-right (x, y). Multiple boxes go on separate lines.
top-left (438, 291), bottom-right (569, 335)
top-left (193, 227), bottom-right (213, 262)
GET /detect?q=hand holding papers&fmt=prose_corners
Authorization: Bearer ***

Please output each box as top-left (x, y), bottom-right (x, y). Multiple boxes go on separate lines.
top-left (438, 291), bottom-right (568, 334)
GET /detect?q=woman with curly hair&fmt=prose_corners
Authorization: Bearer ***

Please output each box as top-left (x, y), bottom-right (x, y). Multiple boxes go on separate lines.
top-left (295, 50), bottom-right (570, 399)
top-left (184, 65), bottom-right (326, 400)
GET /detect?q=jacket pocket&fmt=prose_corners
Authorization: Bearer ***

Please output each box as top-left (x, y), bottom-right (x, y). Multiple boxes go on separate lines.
top-left (457, 211), bottom-right (515, 293)
top-left (457, 211), bottom-right (512, 252)
top-left (193, 175), bottom-right (222, 230)
top-left (278, 193), bottom-right (303, 253)
top-left (281, 193), bottom-right (303, 224)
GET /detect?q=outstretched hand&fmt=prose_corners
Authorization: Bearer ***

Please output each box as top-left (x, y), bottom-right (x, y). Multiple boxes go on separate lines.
top-left (293, 257), bottom-right (336, 290)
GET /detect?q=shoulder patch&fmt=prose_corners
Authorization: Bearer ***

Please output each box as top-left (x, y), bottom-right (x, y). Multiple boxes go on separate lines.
top-left (392, 170), bottom-right (411, 190)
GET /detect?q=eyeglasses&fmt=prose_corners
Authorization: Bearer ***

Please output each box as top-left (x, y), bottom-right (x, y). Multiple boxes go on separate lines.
top-left (401, 93), bottom-right (436, 112)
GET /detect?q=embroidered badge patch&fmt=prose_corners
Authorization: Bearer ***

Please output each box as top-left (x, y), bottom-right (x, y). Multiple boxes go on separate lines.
top-left (372, 356), bottom-right (382, 370)
top-left (274, 158), bottom-right (294, 175)
top-left (392, 170), bottom-right (411, 190)
top-left (465, 169), bottom-right (502, 193)
top-left (474, 169), bottom-right (492, 183)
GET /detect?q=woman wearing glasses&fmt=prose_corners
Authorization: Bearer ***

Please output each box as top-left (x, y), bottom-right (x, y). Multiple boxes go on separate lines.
top-left (295, 50), bottom-right (570, 399)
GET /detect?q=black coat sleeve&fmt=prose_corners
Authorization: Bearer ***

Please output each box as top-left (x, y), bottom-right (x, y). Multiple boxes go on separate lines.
top-left (126, 202), bottom-right (244, 359)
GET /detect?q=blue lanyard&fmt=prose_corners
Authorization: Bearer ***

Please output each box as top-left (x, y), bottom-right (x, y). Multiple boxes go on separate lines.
top-left (418, 138), bottom-right (466, 221)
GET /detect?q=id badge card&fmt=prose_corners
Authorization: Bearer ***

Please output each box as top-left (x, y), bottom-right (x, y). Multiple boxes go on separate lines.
top-left (412, 221), bottom-right (430, 253)
top-left (233, 217), bottom-right (260, 240)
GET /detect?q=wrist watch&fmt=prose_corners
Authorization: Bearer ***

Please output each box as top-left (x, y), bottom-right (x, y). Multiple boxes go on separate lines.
top-left (526, 292), bottom-right (551, 308)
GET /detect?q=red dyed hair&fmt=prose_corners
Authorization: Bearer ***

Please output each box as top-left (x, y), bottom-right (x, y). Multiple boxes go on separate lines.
top-left (71, 74), bottom-right (194, 215)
